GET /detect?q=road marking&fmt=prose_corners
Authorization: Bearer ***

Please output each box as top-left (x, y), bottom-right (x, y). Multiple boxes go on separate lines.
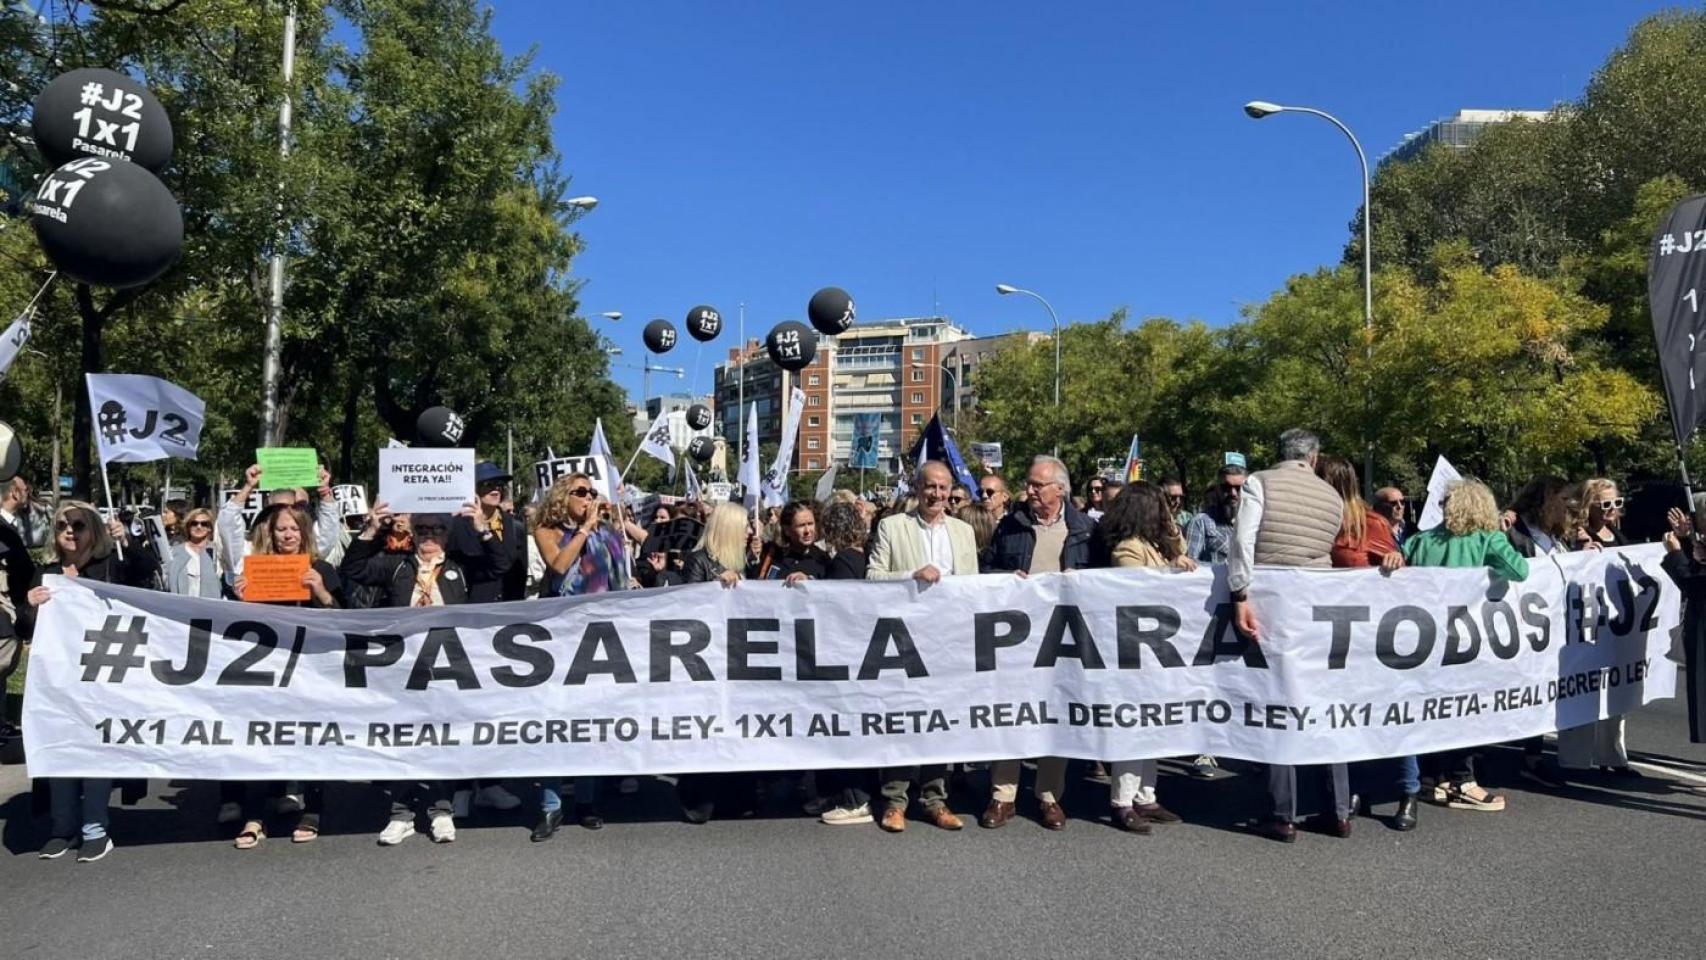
top-left (1628, 759), bottom-right (1706, 787)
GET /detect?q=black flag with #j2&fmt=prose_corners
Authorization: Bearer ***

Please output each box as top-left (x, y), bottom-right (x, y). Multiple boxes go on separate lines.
top-left (1650, 194), bottom-right (1706, 448)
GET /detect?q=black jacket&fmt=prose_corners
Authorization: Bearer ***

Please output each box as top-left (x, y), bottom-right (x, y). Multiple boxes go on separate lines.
top-left (23, 546), bottom-right (158, 639)
top-left (339, 535), bottom-right (502, 608)
top-left (446, 510), bottom-right (524, 603)
top-left (682, 548), bottom-right (735, 585)
top-left (0, 519), bottom-right (35, 639)
top-left (983, 502), bottom-right (1095, 573)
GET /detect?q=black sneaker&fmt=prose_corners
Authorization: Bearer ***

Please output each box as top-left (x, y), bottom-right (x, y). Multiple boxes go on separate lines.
top-left (76, 836), bottom-right (114, 862)
top-left (575, 804), bottom-right (604, 830)
top-left (530, 808), bottom-right (563, 842)
top-left (38, 836), bottom-right (78, 859)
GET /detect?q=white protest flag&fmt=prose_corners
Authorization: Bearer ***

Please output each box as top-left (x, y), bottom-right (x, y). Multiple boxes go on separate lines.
top-left (684, 461), bottom-right (703, 502)
top-left (814, 465), bottom-right (838, 503)
top-left (761, 387), bottom-right (807, 507)
top-left (739, 404), bottom-right (760, 511)
top-left (86, 373), bottom-right (206, 464)
top-left (0, 308), bottom-right (32, 382)
top-left (590, 418), bottom-right (615, 464)
top-left (1418, 455), bottom-right (1463, 532)
top-left (637, 410), bottom-right (676, 469)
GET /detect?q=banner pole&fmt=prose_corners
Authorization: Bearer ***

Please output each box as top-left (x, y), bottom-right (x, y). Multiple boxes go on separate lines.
top-left (99, 457), bottom-right (124, 560)
top-left (1679, 442), bottom-right (1697, 510)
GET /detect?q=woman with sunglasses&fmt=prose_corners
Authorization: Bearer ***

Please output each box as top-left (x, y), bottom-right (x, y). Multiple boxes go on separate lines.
top-left (529, 475), bottom-right (631, 841)
top-left (27, 501), bottom-right (159, 862)
top-left (223, 504), bottom-right (343, 848)
top-left (166, 508), bottom-right (224, 600)
top-left (342, 500), bottom-right (500, 846)
top-left (948, 484), bottom-right (972, 516)
top-left (1556, 477), bottom-right (1637, 777)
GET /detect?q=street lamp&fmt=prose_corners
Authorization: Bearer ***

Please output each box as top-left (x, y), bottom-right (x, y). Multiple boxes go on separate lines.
top-left (996, 283), bottom-right (1062, 456)
top-left (911, 358), bottom-right (962, 432)
top-left (1244, 99), bottom-right (1375, 496)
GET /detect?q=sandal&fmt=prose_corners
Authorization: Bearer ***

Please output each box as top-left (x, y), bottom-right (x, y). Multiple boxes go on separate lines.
top-left (234, 821), bottom-right (266, 849)
top-left (1444, 780), bottom-right (1506, 812)
top-left (292, 813), bottom-right (320, 843)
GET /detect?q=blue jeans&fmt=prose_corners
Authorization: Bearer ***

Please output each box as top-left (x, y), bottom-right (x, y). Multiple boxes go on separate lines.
top-left (49, 778), bottom-right (112, 840)
top-left (1396, 755), bottom-right (1420, 796)
top-left (540, 777), bottom-right (601, 813)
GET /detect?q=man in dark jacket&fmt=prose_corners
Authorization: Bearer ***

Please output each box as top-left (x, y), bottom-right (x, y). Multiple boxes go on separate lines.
top-left (979, 455), bottom-right (1094, 832)
top-left (447, 462), bottom-right (524, 603)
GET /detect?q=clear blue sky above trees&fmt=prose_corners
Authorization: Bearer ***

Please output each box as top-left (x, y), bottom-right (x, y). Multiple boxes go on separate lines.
top-left (494, 1), bottom-right (1675, 401)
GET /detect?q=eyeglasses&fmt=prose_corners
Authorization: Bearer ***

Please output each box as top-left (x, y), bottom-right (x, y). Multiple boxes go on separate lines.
top-left (414, 524), bottom-right (447, 535)
top-left (187, 520), bottom-right (212, 529)
top-left (477, 481), bottom-right (506, 492)
top-left (1089, 485), bottom-right (1104, 493)
top-left (1025, 479), bottom-right (1054, 490)
top-left (54, 519), bottom-right (88, 534)
top-left (568, 487), bottom-right (596, 499)
top-left (980, 487), bottom-right (1000, 496)
top-left (1166, 494), bottom-right (1183, 503)
top-left (948, 496), bottom-right (966, 505)
top-left (1598, 497), bottom-right (1624, 511)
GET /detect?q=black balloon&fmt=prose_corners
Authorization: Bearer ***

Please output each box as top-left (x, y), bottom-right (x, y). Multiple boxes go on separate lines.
top-left (686, 403), bottom-right (712, 431)
top-left (415, 406), bottom-right (467, 448)
top-left (29, 156), bottom-right (183, 288)
top-left (32, 68), bottom-right (174, 173)
top-left (807, 286), bottom-right (855, 336)
top-left (766, 320), bottom-right (816, 372)
top-left (0, 421), bottom-right (22, 485)
top-left (643, 318), bottom-right (678, 354)
top-left (688, 436), bottom-right (715, 463)
top-left (685, 305), bottom-right (722, 342)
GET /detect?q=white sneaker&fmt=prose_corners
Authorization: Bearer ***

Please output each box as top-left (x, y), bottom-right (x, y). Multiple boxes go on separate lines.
top-left (377, 820), bottom-right (415, 845)
top-left (474, 784), bottom-right (522, 811)
top-left (430, 813), bottom-right (456, 843)
top-left (215, 802), bottom-right (243, 824)
top-left (451, 789), bottom-right (473, 819)
top-left (618, 777), bottom-right (640, 795)
top-left (820, 803), bottom-right (874, 825)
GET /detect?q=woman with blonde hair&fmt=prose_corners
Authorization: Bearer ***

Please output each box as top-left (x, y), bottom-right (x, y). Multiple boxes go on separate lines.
top-left (1559, 476), bottom-right (1635, 776)
top-left (27, 501), bottom-right (157, 862)
top-left (1403, 479), bottom-right (1529, 813)
top-left (166, 507), bottom-right (223, 599)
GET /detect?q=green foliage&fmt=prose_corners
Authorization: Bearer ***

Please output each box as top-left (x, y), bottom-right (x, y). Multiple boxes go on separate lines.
top-left (0, 0), bottom-right (625, 500)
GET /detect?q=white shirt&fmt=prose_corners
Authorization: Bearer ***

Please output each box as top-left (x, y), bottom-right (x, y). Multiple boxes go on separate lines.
top-left (1227, 472), bottom-right (1266, 593)
top-left (914, 512), bottom-right (956, 576)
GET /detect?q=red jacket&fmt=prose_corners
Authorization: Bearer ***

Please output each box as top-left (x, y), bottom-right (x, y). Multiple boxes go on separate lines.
top-left (1330, 511), bottom-right (1400, 568)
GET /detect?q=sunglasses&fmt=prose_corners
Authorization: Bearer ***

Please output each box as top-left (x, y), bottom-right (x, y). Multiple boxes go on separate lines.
top-left (568, 487), bottom-right (596, 499)
top-left (1598, 497), bottom-right (1624, 511)
top-left (54, 519), bottom-right (88, 534)
top-left (948, 496), bottom-right (966, 505)
top-left (1166, 494), bottom-right (1183, 502)
top-left (1089, 485), bottom-right (1104, 493)
top-left (980, 487), bottom-right (1000, 496)
top-left (187, 520), bottom-right (213, 529)
top-left (414, 524), bottom-right (448, 535)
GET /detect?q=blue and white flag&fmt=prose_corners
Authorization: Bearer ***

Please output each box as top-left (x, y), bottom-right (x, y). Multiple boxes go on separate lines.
top-left (906, 413), bottom-right (979, 501)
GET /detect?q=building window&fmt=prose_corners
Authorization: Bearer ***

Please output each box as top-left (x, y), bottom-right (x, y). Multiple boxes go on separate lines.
top-left (911, 348), bottom-right (924, 361)
top-left (911, 369), bottom-right (924, 383)
top-left (807, 458), bottom-right (820, 470)
top-left (808, 374), bottom-right (821, 386)
top-left (808, 415), bottom-right (820, 427)
top-left (809, 394), bottom-right (823, 407)
top-left (911, 391), bottom-right (924, 404)
top-left (807, 437), bottom-right (820, 450)
top-left (911, 413), bottom-right (924, 425)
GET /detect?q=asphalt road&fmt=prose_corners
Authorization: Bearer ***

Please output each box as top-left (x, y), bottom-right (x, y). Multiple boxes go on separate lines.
top-left (2, 692), bottom-right (1704, 960)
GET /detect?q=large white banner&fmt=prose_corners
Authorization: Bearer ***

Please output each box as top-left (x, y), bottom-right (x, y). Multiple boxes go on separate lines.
top-left (23, 544), bottom-right (1678, 780)
top-left (86, 373), bottom-right (206, 464)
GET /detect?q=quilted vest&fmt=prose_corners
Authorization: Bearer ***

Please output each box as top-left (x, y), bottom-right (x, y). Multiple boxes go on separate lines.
top-left (1253, 461), bottom-right (1343, 568)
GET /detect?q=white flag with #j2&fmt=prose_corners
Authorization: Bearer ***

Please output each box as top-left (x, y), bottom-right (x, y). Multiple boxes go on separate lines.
top-left (85, 373), bottom-right (205, 464)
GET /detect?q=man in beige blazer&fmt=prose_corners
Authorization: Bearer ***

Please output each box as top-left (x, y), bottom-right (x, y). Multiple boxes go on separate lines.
top-left (866, 460), bottom-right (980, 833)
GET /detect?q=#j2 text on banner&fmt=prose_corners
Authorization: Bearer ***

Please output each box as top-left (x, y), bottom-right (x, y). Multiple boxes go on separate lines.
top-left (22, 545), bottom-right (1678, 780)
top-left (377, 446), bottom-right (475, 514)
top-left (86, 373), bottom-right (205, 464)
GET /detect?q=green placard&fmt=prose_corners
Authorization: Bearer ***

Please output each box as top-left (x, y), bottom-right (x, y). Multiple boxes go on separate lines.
top-left (256, 447), bottom-right (320, 489)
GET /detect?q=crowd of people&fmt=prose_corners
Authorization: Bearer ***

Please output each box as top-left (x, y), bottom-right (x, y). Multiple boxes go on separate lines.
top-left (7, 425), bottom-right (1700, 861)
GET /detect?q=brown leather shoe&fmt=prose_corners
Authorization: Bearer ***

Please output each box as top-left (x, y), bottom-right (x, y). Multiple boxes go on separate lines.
top-left (1038, 800), bottom-right (1067, 831)
top-left (1135, 802), bottom-right (1181, 824)
top-left (1255, 817), bottom-right (1296, 843)
top-left (879, 807), bottom-right (906, 833)
top-left (925, 806), bottom-right (963, 831)
top-left (979, 800), bottom-right (1015, 829)
top-left (1115, 806), bottom-right (1152, 834)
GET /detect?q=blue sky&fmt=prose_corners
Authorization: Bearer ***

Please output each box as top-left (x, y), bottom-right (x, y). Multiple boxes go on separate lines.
top-left (489, 1), bottom-right (1676, 402)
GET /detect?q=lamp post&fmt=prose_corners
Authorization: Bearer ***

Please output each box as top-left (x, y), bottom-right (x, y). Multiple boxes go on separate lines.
top-left (996, 283), bottom-right (1061, 456)
top-left (911, 357), bottom-right (961, 432)
top-left (1244, 100), bottom-right (1375, 497)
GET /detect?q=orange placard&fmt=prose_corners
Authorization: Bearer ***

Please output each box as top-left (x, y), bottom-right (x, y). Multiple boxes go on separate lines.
top-left (242, 554), bottom-right (311, 602)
